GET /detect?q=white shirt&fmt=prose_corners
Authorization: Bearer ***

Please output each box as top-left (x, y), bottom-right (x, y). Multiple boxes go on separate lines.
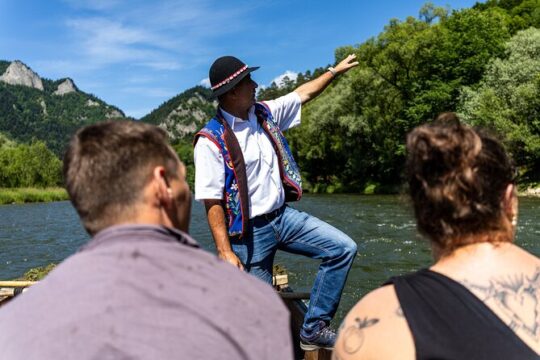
top-left (194, 92), bottom-right (302, 218)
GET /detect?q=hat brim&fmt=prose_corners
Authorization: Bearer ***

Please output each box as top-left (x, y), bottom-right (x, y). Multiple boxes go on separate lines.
top-left (212, 66), bottom-right (259, 97)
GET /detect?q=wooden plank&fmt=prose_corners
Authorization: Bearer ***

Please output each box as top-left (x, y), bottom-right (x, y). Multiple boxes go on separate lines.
top-left (304, 349), bottom-right (332, 360)
top-left (0, 288), bottom-right (15, 297)
top-left (0, 281), bottom-right (36, 287)
top-left (279, 291), bottom-right (311, 300)
top-left (272, 274), bottom-right (289, 287)
top-left (274, 277), bottom-right (332, 360)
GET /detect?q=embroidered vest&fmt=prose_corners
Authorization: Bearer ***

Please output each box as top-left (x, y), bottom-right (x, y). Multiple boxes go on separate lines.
top-left (194, 102), bottom-right (302, 238)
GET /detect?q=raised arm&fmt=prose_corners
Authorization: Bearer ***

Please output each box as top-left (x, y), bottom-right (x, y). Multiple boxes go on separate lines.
top-left (294, 54), bottom-right (359, 105)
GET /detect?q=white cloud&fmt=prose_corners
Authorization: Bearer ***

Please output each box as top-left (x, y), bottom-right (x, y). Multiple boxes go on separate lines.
top-left (54, 1), bottom-right (263, 76)
top-left (270, 70), bottom-right (298, 87)
top-left (34, 59), bottom-right (99, 77)
top-left (200, 78), bottom-right (210, 88)
top-left (65, 17), bottom-right (178, 66)
top-left (34, 0), bottom-right (267, 116)
top-left (141, 61), bottom-right (183, 71)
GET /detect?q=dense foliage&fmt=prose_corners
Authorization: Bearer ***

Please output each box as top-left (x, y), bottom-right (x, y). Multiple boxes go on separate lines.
top-left (19, 264), bottom-right (56, 281)
top-left (460, 27), bottom-right (540, 172)
top-left (2, 1), bottom-right (539, 193)
top-left (141, 86), bottom-right (216, 188)
top-left (0, 134), bottom-right (62, 187)
top-left (0, 61), bottom-right (10, 75)
top-left (142, 86), bottom-right (214, 125)
top-left (0, 71), bottom-right (124, 155)
top-left (255, 0), bottom-right (540, 193)
top-left (141, 86), bottom-right (216, 143)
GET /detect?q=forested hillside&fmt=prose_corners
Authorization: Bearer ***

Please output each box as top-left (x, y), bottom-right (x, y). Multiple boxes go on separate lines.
top-left (2, 0), bottom-right (539, 192)
top-left (141, 85), bottom-right (216, 142)
top-left (253, 0), bottom-right (540, 193)
top-left (143, 0), bottom-right (539, 193)
top-left (0, 61), bottom-right (124, 156)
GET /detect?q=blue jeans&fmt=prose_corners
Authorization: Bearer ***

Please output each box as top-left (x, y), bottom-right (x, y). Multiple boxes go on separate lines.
top-left (231, 205), bottom-right (357, 336)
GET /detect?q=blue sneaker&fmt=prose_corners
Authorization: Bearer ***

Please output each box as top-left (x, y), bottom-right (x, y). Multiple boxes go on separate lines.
top-left (300, 322), bottom-right (336, 351)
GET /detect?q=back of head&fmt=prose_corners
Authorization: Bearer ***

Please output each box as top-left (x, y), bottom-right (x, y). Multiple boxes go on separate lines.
top-left (64, 120), bottom-right (179, 235)
top-left (406, 112), bottom-right (515, 252)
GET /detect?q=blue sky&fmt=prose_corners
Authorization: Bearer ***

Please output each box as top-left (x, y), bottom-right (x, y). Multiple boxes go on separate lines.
top-left (0, 0), bottom-right (480, 118)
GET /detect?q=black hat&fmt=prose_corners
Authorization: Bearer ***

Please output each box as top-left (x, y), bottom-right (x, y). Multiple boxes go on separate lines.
top-left (209, 56), bottom-right (259, 97)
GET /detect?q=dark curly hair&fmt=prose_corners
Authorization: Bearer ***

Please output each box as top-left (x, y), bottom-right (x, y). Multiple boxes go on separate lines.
top-left (406, 112), bottom-right (516, 252)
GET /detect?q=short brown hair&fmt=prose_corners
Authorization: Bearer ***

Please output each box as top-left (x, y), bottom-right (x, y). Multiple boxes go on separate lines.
top-left (406, 112), bottom-right (515, 251)
top-left (64, 120), bottom-right (179, 235)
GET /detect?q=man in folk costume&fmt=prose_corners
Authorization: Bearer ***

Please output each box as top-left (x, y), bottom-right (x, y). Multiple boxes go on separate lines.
top-left (194, 54), bottom-right (359, 350)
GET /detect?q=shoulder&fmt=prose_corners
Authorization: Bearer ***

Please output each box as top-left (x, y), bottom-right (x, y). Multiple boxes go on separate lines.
top-left (194, 124), bottom-right (224, 156)
top-left (196, 118), bottom-right (222, 138)
top-left (334, 285), bottom-right (415, 360)
top-left (261, 92), bottom-right (301, 112)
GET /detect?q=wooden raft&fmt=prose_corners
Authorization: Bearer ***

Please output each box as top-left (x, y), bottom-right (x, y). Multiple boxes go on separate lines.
top-left (0, 281), bottom-right (36, 307)
top-left (273, 274), bottom-right (332, 360)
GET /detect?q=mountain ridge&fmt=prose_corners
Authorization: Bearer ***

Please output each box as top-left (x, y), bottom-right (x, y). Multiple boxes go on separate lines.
top-left (0, 60), bottom-right (125, 154)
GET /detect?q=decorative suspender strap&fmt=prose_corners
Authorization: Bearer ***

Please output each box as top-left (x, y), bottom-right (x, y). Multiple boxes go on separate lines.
top-left (215, 111), bottom-right (250, 238)
top-left (255, 103), bottom-right (303, 202)
top-left (194, 103), bottom-right (302, 238)
top-left (194, 114), bottom-right (250, 239)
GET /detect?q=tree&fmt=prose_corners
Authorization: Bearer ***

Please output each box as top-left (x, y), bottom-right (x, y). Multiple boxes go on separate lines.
top-left (0, 141), bottom-right (62, 187)
top-left (459, 28), bottom-right (540, 170)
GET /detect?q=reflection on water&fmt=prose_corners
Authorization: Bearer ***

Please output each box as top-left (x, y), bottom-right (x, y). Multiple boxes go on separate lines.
top-left (1, 195), bottom-right (539, 325)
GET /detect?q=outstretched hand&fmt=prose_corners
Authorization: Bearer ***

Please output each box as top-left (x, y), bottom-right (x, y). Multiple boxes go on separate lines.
top-left (294, 53), bottom-right (360, 104)
top-left (334, 54), bottom-right (359, 75)
top-left (219, 250), bottom-right (245, 271)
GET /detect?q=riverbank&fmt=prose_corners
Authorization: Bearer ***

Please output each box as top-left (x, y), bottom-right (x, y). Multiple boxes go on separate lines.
top-left (0, 188), bottom-right (68, 205)
top-left (1, 183), bottom-right (539, 206)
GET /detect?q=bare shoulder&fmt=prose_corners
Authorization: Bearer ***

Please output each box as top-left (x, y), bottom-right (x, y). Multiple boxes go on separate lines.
top-left (432, 243), bottom-right (540, 354)
top-left (461, 264), bottom-right (540, 354)
top-left (333, 285), bottom-right (415, 360)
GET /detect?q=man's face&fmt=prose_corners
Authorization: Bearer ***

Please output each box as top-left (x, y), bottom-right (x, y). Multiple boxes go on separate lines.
top-left (166, 160), bottom-right (191, 232)
top-left (233, 74), bottom-right (258, 109)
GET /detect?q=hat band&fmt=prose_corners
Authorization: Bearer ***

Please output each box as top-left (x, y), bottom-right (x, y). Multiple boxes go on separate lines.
top-left (211, 65), bottom-right (248, 90)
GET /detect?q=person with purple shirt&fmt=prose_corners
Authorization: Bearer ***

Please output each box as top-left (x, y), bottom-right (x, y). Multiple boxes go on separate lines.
top-left (0, 120), bottom-right (293, 360)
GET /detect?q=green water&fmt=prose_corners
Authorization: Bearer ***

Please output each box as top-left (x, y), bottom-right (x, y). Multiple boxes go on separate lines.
top-left (1, 194), bottom-right (539, 326)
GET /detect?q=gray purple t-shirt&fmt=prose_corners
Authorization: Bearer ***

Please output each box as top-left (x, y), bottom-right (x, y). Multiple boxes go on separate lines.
top-left (0, 225), bottom-right (293, 359)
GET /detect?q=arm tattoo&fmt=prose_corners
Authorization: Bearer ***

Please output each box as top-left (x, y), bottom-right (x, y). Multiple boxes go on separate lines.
top-left (463, 267), bottom-right (540, 342)
top-left (341, 316), bottom-right (380, 354)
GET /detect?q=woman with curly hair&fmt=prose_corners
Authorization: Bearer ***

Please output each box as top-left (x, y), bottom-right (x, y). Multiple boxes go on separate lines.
top-left (333, 113), bottom-right (540, 359)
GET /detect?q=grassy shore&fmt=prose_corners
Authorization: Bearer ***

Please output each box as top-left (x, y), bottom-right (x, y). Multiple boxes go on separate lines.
top-left (18, 264), bottom-right (57, 281)
top-left (0, 187), bottom-right (68, 205)
top-left (1, 184), bottom-right (539, 206)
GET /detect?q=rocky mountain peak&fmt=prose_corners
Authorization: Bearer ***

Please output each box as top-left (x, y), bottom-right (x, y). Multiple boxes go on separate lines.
top-left (53, 78), bottom-right (77, 95)
top-left (0, 60), bottom-right (44, 91)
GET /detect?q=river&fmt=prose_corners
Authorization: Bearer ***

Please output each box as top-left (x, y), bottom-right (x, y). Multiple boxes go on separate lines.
top-left (1, 194), bottom-right (539, 325)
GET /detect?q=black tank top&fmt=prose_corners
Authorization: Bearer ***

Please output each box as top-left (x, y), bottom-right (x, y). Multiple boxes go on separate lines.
top-left (388, 269), bottom-right (539, 360)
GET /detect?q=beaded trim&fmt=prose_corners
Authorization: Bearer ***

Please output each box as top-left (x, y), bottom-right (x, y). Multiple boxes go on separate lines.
top-left (211, 65), bottom-right (248, 90)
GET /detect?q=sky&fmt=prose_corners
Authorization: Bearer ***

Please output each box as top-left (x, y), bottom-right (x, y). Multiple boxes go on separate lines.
top-left (0, 0), bottom-right (480, 119)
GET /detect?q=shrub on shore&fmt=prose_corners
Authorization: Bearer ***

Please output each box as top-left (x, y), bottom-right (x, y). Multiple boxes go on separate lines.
top-left (0, 187), bottom-right (68, 205)
top-left (20, 264), bottom-right (57, 281)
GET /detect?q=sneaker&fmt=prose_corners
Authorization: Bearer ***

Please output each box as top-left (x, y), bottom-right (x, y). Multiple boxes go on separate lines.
top-left (299, 323), bottom-right (336, 351)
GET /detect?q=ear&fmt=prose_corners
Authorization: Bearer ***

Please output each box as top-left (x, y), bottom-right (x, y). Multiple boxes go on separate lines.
top-left (152, 166), bottom-right (172, 205)
top-left (503, 183), bottom-right (518, 222)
